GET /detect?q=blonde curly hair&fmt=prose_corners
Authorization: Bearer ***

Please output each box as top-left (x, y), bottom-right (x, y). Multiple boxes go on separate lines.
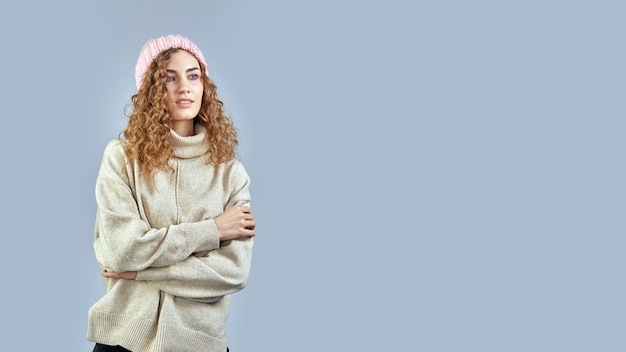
top-left (122, 48), bottom-right (238, 176)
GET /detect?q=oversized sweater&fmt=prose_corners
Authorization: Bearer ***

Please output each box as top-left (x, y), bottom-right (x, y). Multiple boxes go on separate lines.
top-left (87, 125), bottom-right (253, 352)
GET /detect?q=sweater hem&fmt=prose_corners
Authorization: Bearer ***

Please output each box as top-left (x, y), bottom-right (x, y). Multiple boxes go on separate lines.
top-left (88, 309), bottom-right (226, 352)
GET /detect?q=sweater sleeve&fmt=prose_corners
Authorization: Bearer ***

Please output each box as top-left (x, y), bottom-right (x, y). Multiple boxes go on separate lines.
top-left (93, 141), bottom-right (221, 273)
top-left (134, 160), bottom-right (254, 302)
top-left (136, 238), bottom-right (253, 302)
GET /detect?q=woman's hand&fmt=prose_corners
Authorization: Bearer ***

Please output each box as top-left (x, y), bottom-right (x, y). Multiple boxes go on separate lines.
top-left (215, 205), bottom-right (256, 241)
top-left (102, 269), bottom-right (137, 280)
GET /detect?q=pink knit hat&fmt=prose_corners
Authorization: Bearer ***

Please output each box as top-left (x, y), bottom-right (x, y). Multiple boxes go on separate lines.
top-left (135, 34), bottom-right (207, 89)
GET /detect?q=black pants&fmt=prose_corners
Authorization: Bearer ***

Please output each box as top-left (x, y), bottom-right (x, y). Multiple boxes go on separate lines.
top-left (94, 345), bottom-right (131, 352)
top-left (94, 343), bottom-right (229, 352)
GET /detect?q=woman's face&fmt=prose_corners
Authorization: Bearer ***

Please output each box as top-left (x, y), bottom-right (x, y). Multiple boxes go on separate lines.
top-left (164, 50), bottom-right (204, 126)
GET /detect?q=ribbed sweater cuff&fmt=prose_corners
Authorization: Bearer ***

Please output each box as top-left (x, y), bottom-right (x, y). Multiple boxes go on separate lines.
top-left (184, 219), bottom-right (220, 252)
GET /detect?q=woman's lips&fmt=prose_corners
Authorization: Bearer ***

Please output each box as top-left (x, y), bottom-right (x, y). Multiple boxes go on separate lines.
top-left (176, 99), bottom-right (194, 107)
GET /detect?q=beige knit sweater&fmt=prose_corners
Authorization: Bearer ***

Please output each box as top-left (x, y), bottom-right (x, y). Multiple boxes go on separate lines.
top-left (87, 126), bottom-right (253, 352)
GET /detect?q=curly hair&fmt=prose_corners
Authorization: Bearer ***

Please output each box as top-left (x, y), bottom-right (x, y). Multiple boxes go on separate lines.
top-left (122, 48), bottom-right (238, 176)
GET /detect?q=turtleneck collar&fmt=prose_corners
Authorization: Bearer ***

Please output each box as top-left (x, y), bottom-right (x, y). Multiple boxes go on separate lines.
top-left (169, 124), bottom-right (211, 159)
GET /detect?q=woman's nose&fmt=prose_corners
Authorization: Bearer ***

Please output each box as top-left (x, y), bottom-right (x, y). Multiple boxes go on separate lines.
top-left (178, 82), bottom-right (191, 93)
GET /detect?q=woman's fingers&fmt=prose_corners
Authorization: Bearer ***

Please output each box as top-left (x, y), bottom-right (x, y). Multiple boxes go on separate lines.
top-left (216, 206), bottom-right (256, 240)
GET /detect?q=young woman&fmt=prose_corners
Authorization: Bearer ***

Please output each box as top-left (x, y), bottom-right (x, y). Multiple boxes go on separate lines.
top-left (87, 34), bottom-right (255, 352)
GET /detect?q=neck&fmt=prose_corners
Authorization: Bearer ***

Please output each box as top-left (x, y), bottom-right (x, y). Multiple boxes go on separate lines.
top-left (172, 120), bottom-right (195, 137)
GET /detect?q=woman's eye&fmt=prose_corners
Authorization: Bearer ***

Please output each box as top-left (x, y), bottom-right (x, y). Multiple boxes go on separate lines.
top-left (189, 74), bottom-right (199, 80)
top-left (166, 76), bottom-right (175, 82)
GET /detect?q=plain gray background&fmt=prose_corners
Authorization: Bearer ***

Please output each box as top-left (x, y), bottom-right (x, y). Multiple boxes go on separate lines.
top-left (1, 1), bottom-right (625, 351)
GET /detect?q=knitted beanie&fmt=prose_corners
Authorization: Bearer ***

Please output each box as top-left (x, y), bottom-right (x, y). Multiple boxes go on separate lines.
top-left (135, 34), bottom-right (207, 89)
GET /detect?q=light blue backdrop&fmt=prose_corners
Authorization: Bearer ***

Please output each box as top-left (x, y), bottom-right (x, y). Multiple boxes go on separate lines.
top-left (2, 1), bottom-right (624, 351)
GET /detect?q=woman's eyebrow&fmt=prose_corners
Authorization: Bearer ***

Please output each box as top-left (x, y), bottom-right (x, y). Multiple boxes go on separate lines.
top-left (166, 67), bottom-right (200, 74)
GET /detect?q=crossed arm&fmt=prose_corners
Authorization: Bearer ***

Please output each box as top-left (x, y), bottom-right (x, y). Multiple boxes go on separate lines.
top-left (98, 204), bottom-right (255, 302)
top-left (102, 204), bottom-right (255, 281)
top-left (105, 241), bottom-right (253, 302)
